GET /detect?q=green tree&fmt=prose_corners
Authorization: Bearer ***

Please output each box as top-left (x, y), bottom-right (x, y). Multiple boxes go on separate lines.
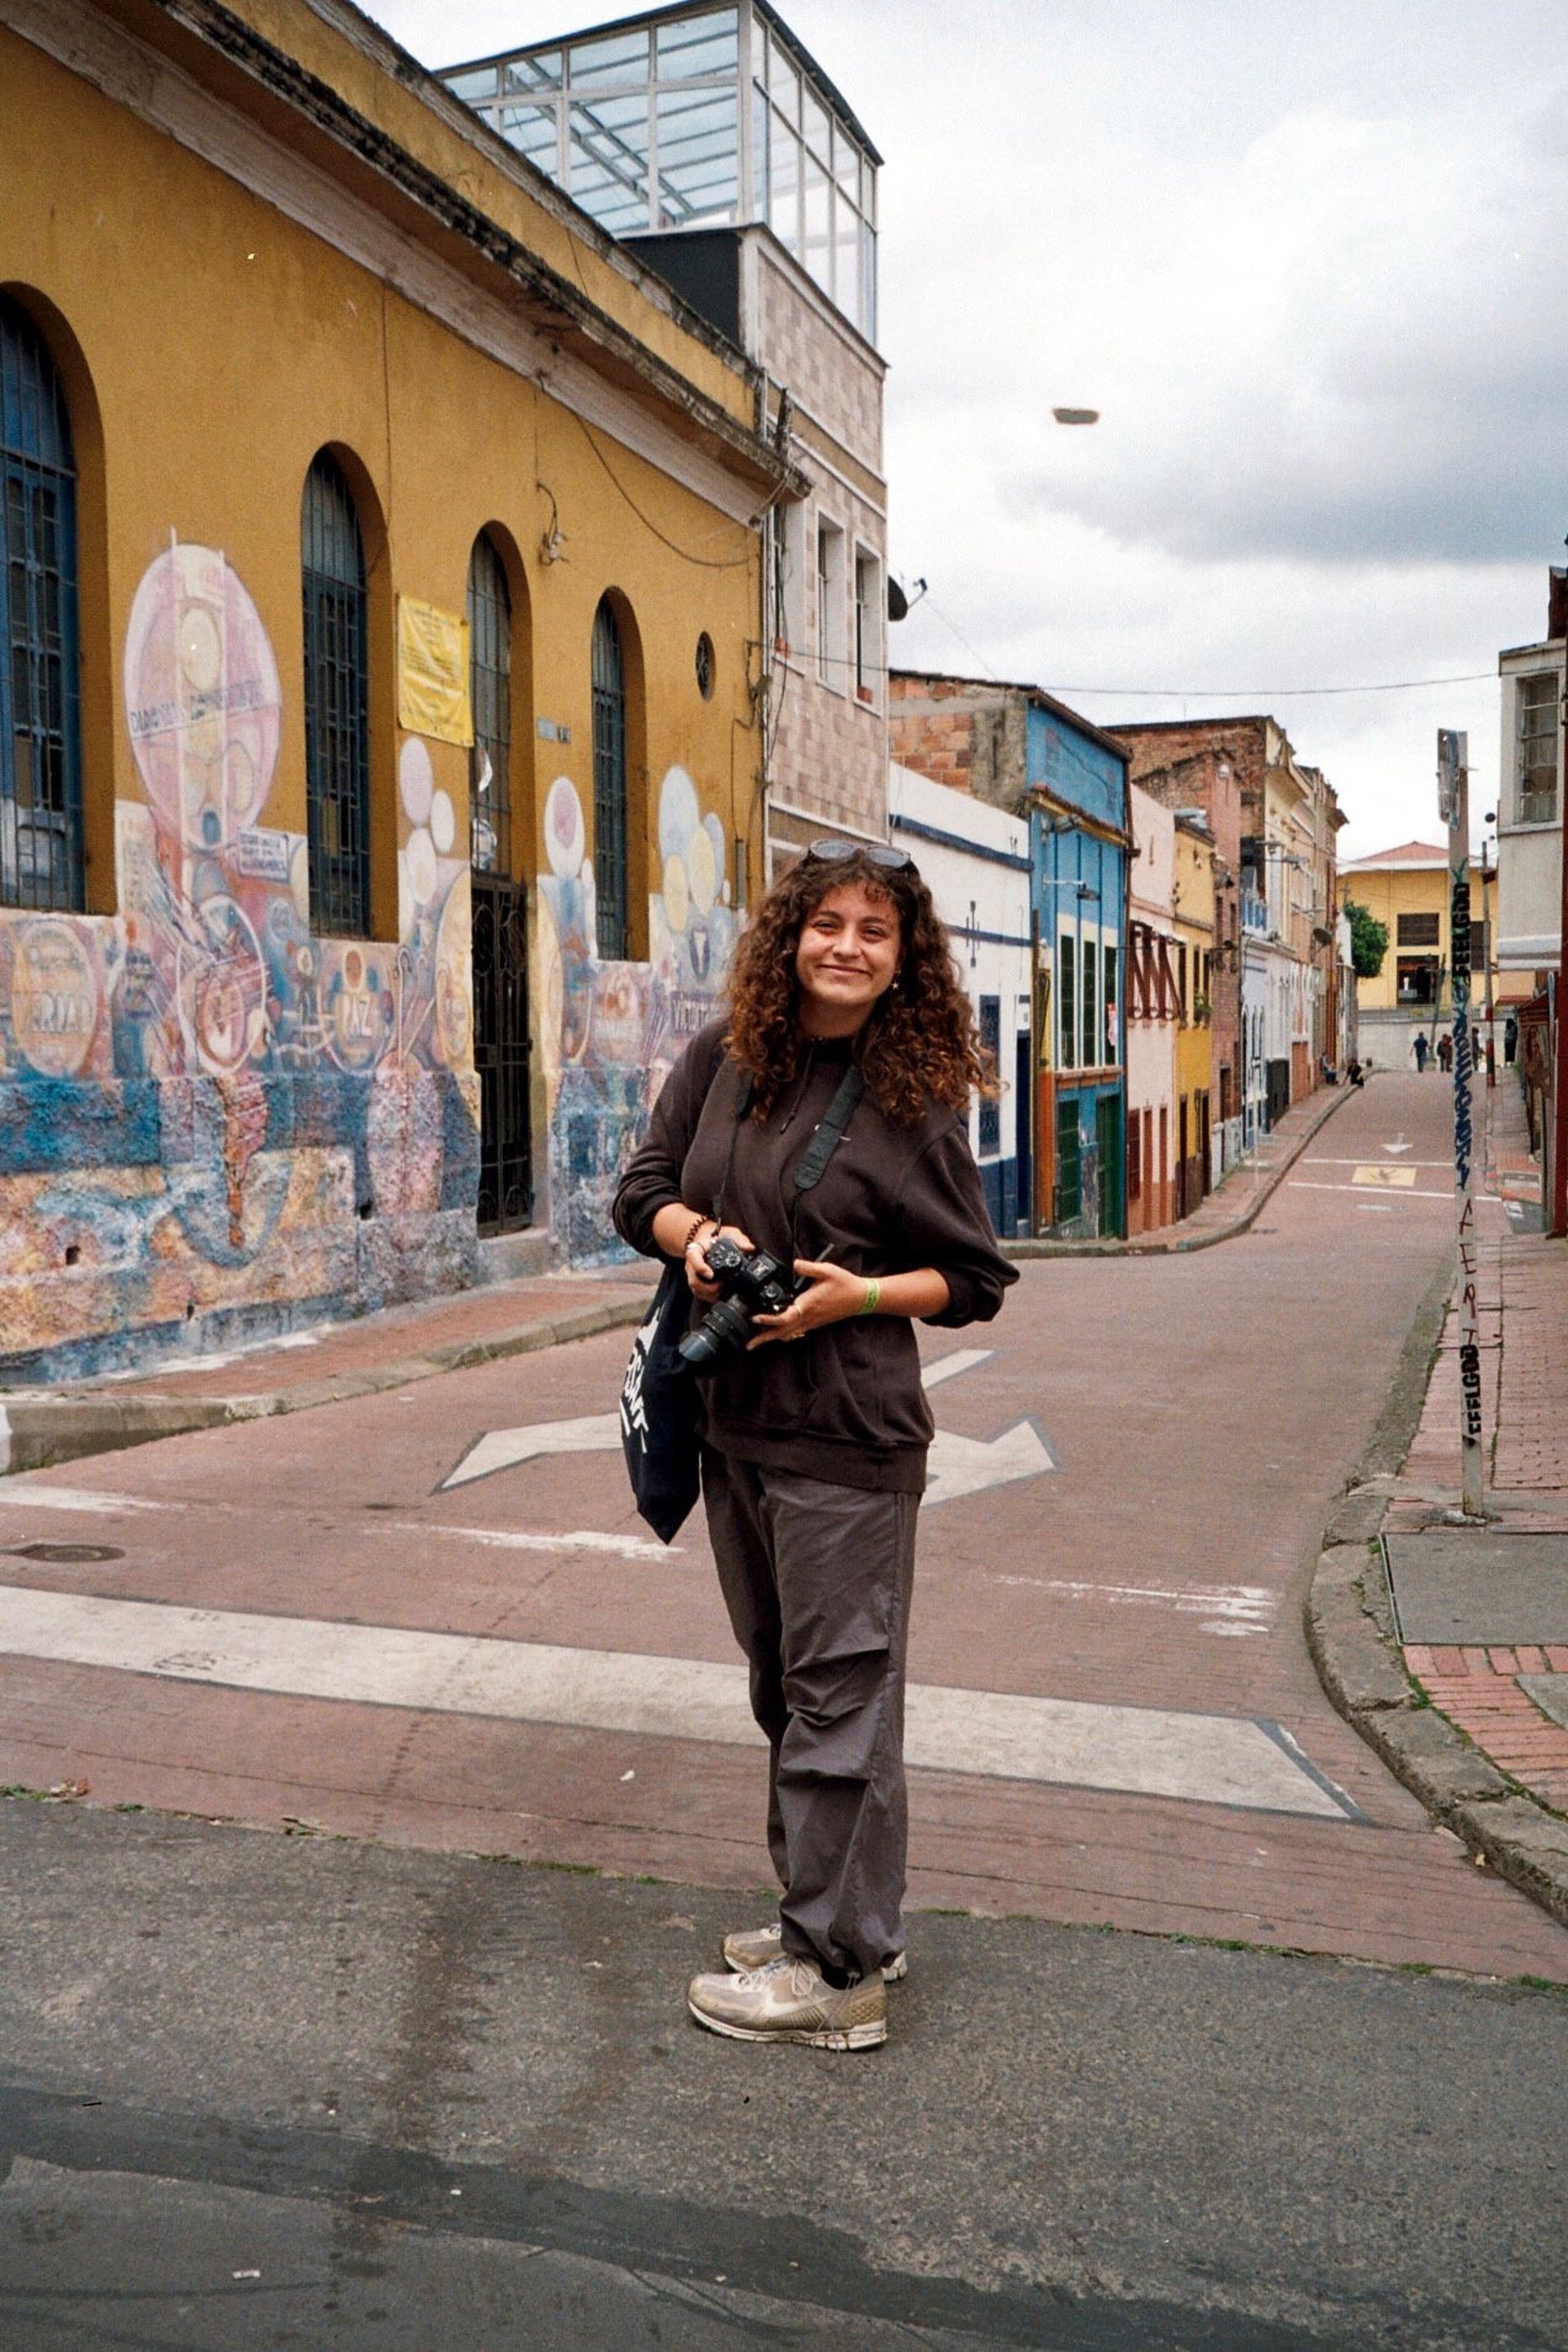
top-left (1343, 898), bottom-right (1388, 980)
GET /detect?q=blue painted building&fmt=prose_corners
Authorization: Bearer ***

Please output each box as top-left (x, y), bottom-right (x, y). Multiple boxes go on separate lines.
top-left (890, 673), bottom-right (1130, 1239)
top-left (1027, 696), bottom-right (1130, 1239)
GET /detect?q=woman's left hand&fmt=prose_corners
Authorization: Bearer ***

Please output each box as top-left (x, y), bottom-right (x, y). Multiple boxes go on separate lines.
top-left (747, 1258), bottom-right (874, 1348)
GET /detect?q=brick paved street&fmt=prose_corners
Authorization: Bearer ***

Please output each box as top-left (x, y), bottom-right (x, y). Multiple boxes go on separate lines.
top-left (1383, 1070), bottom-right (1568, 1826)
top-left (2, 1071), bottom-right (1564, 1982)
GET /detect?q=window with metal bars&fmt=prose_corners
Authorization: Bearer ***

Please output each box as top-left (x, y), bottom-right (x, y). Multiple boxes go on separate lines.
top-left (1, 297), bottom-right (82, 913)
top-left (301, 453), bottom-right (371, 936)
top-left (977, 996), bottom-right (1000, 1155)
top-left (467, 534), bottom-right (511, 876)
top-left (592, 598), bottom-right (629, 958)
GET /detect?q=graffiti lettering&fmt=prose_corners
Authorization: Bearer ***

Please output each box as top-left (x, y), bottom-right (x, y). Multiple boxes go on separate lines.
top-left (1458, 1341), bottom-right (1484, 1443)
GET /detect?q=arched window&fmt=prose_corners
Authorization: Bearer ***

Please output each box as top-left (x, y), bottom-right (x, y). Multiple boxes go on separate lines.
top-left (1, 296), bottom-right (82, 912)
top-left (301, 452), bottom-right (370, 936)
top-left (467, 533), bottom-right (511, 876)
top-left (591, 597), bottom-right (628, 960)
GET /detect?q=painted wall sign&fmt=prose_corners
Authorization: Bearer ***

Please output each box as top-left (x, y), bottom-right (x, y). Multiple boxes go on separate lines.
top-left (235, 826), bottom-right (293, 882)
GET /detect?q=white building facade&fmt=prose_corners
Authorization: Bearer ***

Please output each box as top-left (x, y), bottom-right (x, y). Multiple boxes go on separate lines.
top-left (1125, 784), bottom-right (1177, 1231)
top-left (440, 2), bottom-right (891, 875)
top-left (1497, 632), bottom-right (1563, 995)
top-left (888, 762), bottom-right (1032, 1236)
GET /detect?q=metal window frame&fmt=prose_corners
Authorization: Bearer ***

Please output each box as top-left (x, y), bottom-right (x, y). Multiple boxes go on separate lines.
top-left (592, 598), bottom-right (630, 959)
top-left (301, 452), bottom-right (372, 938)
top-left (0, 297), bottom-right (83, 915)
top-left (467, 532), bottom-right (513, 876)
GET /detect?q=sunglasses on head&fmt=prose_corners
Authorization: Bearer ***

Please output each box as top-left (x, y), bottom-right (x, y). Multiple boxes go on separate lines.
top-left (804, 839), bottom-right (915, 872)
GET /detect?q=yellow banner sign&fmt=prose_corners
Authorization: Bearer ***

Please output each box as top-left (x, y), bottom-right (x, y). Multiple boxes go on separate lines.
top-left (397, 597), bottom-right (472, 747)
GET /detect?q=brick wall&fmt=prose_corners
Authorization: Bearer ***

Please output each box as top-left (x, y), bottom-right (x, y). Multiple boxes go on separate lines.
top-left (889, 676), bottom-right (1030, 813)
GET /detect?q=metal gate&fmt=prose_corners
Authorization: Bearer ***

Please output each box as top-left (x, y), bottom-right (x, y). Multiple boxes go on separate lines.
top-left (471, 875), bottom-right (532, 1234)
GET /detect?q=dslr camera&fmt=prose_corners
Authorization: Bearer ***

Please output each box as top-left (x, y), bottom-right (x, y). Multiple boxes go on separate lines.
top-left (678, 1236), bottom-right (806, 1372)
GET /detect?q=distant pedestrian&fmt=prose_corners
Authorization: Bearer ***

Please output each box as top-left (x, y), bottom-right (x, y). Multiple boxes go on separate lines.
top-left (1504, 1014), bottom-right (1519, 1067)
top-left (1346, 1057), bottom-right (1365, 1089)
top-left (1437, 1031), bottom-right (1454, 1074)
top-left (1412, 1031), bottom-right (1430, 1072)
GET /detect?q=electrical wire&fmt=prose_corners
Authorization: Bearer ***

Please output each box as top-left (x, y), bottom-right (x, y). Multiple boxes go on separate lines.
top-left (568, 408), bottom-right (759, 570)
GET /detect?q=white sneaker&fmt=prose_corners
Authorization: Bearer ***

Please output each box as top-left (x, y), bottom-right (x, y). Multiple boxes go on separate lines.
top-left (722, 1922), bottom-right (907, 1982)
top-left (688, 1954), bottom-right (887, 2050)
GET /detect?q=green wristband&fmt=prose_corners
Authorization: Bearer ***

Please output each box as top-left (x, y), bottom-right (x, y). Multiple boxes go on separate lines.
top-left (859, 1278), bottom-right (880, 1316)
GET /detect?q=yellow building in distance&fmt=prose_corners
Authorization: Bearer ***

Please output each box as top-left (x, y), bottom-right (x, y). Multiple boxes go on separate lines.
top-left (1173, 815), bottom-right (1217, 1214)
top-left (1340, 841), bottom-right (1499, 1071)
top-left (0, 0), bottom-right (796, 1379)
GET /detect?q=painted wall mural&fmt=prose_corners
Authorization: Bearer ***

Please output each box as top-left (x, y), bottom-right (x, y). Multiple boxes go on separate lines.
top-left (537, 764), bottom-right (734, 1263)
top-left (0, 540), bottom-right (479, 1382)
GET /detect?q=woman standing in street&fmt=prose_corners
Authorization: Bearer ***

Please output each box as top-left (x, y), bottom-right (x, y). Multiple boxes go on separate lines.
top-left (613, 843), bottom-right (1016, 2051)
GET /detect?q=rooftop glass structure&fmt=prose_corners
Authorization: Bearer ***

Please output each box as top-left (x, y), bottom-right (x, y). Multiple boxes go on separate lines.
top-left (440, 2), bottom-right (880, 341)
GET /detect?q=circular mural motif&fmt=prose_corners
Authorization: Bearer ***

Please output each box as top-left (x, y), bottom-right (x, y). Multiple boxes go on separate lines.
top-left (320, 941), bottom-right (394, 1075)
top-left (124, 545), bottom-right (281, 850)
top-left (9, 920), bottom-right (100, 1079)
top-left (399, 737), bottom-right (434, 826)
top-left (545, 774), bottom-right (586, 880)
top-left (176, 893), bottom-right (269, 1075)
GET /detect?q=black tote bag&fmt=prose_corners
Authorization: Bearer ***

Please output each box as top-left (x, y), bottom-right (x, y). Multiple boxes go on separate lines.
top-left (618, 1258), bottom-right (703, 1545)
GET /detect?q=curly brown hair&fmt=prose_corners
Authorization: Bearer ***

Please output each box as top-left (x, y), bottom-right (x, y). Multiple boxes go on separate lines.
top-left (724, 849), bottom-right (1000, 1125)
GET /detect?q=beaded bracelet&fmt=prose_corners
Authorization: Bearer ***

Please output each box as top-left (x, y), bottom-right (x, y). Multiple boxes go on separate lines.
top-left (682, 1212), bottom-right (718, 1254)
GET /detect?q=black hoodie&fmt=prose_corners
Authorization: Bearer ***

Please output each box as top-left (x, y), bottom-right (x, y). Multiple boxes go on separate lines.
top-left (612, 1018), bottom-right (1018, 1492)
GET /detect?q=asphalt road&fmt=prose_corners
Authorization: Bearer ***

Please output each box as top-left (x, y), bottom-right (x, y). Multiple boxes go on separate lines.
top-left (3, 1072), bottom-right (1568, 2347)
top-left (2, 1801), bottom-right (1566, 2352)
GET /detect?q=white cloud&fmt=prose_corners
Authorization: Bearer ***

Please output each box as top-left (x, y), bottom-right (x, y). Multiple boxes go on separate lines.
top-left (361, 0), bottom-right (1567, 855)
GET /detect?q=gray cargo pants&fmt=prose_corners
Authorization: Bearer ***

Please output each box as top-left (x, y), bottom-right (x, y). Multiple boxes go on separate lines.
top-left (700, 1446), bottom-right (920, 1985)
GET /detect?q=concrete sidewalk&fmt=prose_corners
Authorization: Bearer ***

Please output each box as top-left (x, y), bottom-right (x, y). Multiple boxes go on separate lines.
top-left (1310, 1068), bottom-right (1568, 1928)
top-left (0, 1266), bottom-right (650, 1477)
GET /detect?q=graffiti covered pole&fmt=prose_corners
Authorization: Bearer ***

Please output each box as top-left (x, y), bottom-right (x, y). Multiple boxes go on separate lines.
top-left (1438, 728), bottom-right (1484, 1519)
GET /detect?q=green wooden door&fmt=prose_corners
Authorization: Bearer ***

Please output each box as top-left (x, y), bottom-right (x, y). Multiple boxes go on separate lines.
top-left (1096, 1093), bottom-right (1123, 1238)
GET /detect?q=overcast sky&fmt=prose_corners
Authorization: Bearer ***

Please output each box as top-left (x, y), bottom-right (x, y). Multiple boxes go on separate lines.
top-left (365, 0), bottom-right (1568, 855)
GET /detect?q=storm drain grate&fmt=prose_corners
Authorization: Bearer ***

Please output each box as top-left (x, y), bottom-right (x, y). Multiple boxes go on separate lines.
top-left (7, 1543), bottom-right (125, 1565)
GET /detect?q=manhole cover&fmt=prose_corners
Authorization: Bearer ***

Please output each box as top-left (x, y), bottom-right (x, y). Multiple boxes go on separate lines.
top-left (8, 1543), bottom-right (125, 1565)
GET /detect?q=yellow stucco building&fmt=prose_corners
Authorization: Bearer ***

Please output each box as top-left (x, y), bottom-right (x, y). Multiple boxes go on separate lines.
top-left (1340, 841), bottom-right (1499, 1071)
top-left (0, 0), bottom-right (796, 1379)
top-left (1172, 815), bottom-right (1217, 1213)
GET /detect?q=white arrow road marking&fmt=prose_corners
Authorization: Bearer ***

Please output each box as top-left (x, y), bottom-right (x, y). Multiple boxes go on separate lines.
top-left (0, 1585), bottom-right (1356, 1818)
top-left (924, 1418), bottom-right (1054, 1507)
top-left (920, 1348), bottom-right (994, 1390)
top-left (443, 1413), bottom-right (620, 1490)
top-left (442, 1348), bottom-right (1049, 1506)
top-left (1383, 1134), bottom-right (1413, 1153)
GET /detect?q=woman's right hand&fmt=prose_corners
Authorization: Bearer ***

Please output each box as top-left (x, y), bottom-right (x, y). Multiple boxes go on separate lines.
top-left (686, 1223), bottom-right (755, 1302)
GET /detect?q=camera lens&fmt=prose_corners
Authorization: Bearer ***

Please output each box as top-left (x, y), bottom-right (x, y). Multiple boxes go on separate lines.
top-left (678, 1296), bottom-right (754, 1371)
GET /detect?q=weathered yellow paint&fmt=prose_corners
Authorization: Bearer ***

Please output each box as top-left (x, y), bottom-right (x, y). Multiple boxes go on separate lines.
top-left (0, 13), bottom-right (765, 911)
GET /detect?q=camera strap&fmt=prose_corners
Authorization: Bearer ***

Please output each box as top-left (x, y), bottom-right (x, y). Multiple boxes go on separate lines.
top-left (791, 1064), bottom-right (863, 1195)
top-left (711, 1061), bottom-right (863, 1227)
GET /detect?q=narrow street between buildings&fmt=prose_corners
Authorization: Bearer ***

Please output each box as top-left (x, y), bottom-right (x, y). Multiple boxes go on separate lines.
top-left (2, 1071), bottom-right (1566, 2350)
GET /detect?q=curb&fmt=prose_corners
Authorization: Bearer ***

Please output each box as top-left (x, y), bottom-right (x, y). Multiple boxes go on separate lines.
top-left (1004, 1078), bottom-right (1354, 1261)
top-left (0, 1294), bottom-right (648, 1478)
top-left (1304, 1254), bottom-right (1568, 1933)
